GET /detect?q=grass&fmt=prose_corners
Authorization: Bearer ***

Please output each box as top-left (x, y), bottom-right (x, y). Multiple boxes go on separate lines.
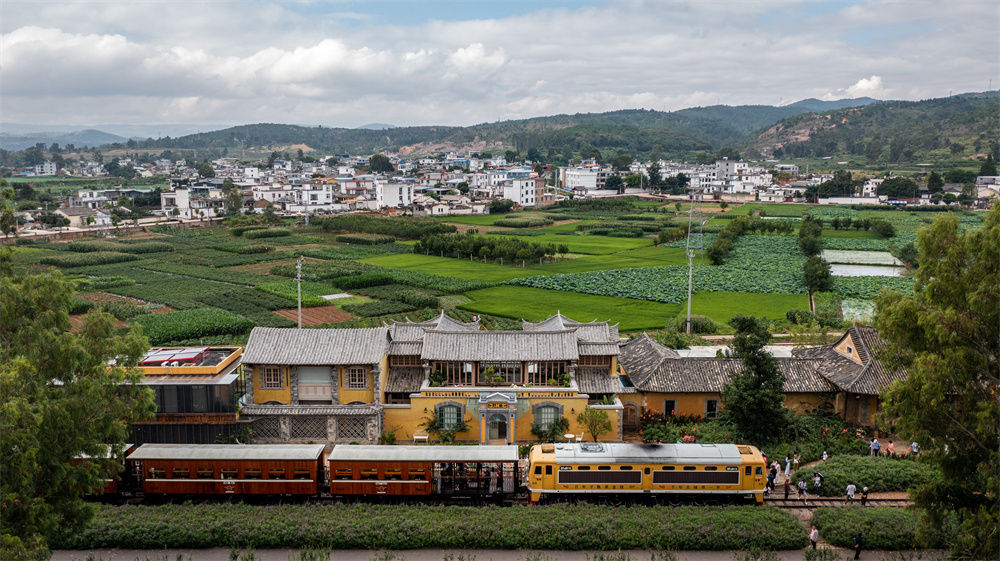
top-left (691, 291), bottom-right (809, 325)
top-left (728, 203), bottom-right (810, 217)
top-left (535, 246), bottom-right (708, 274)
top-left (820, 229), bottom-right (884, 239)
top-left (436, 214), bottom-right (509, 226)
top-left (362, 253), bottom-right (544, 281)
top-left (486, 231), bottom-right (653, 255)
top-left (459, 285), bottom-right (682, 331)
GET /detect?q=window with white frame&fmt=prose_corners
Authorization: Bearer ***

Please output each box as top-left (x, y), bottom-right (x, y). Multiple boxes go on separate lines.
top-left (439, 405), bottom-right (461, 430)
top-left (346, 367), bottom-right (368, 390)
top-left (261, 366), bottom-right (283, 389)
top-left (535, 405), bottom-right (558, 431)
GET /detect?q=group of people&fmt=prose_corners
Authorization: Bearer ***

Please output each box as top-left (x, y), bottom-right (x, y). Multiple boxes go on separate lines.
top-left (870, 437), bottom-right (919, 457)
top-left (808, 526), bottom-right (864, 560)
top-left (845, 481), bottom-right (871, 505)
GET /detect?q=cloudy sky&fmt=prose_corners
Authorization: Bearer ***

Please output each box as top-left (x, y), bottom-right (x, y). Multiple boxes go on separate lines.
top-left (1, 0), bottom-right (997, 131)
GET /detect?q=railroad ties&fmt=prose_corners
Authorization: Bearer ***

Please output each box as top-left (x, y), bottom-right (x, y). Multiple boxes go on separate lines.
top-left (766, 497), bottom-right (912, 509)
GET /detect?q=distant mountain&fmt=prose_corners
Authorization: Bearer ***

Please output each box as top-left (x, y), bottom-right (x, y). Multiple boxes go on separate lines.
top-left (0, 122), bottom-right (232, 140)
top-left (60, 94), bottom-right (991, 163)
top-left (0, 129), bottom-right (126, 151)
top-left (357, 123), bottom-right (397, 130)
top-left (751, 92), bottom-right (999, 162)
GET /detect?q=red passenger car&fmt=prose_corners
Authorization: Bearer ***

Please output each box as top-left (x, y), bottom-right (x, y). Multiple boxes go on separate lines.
top-left (128, 444), bottom-right (326, 496)
top-left (76, 443), bottom-right (135, 495)
top-left (327, 445), bottom-right (519, 498)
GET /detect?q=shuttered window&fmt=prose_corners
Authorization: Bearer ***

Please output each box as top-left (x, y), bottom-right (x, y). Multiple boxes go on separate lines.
top-left (261, 366), bottom-right (283, 389)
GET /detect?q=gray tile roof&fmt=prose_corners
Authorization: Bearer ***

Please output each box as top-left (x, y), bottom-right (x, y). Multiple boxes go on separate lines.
top-left (576, 369), bottom-right (631, 394)
top-left (242, 327), bottom-right (389, 365)
top-left (387, 341), bottom-right (423, 356)
top-left (803, 326), bottom-right (907, 395)
top-left (523, 312), bottom-right (621, 344)
top-left (619, 333), bottom-right (681, 381)
top-left (421, 330), bottom-right (580, 361)
top-left (633, 358), bottom-right (838, 393)
top-left (388, 311), bottom-right (479, 343)
top-left (385, 367), bottom-right (425, 393)
top-left (578, 341), bottom-right (621, 356)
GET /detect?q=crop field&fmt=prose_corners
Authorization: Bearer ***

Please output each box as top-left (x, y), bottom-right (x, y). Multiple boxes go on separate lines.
top-left (729, 203), bottom-right (809, 217)
top-left (691, 292), bottom-right (809, 323)
top-left (487, 230), bottom-right (654, 255)
top-left (460, 286), bottom-right (682, 331)
top-left (362, 253), bottom-right (548, 281)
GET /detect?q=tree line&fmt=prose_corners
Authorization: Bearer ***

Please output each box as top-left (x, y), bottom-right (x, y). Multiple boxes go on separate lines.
top-left (706, 216), bottom-right (796, 265)
top-left (413, 233), bottom-right (568, 265)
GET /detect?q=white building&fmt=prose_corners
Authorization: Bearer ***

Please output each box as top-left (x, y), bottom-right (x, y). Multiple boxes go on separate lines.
top-left (376, 182), bottom-right (415, 209)
top-left (160, 186), bottom-right (226, 219)
top-left (502, 178), bottom-right (537, 207)
top-left (34, 161), bottom-right (57, 176)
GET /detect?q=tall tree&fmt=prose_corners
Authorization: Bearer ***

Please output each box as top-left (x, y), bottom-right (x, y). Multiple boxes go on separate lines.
top-left (646, 163), bottom-right (662, 191)
top-left (604, 175), bottom-right (624, 192)
top-left (875, 206), bottom-right (999, 559)
top-left (720, 315), bottom-right (786, 443)
top-left (610, 154), bottom-right (633, 172)
top-left (798, 216), bottom-right (822, 256)
top-left (369, 154), bottom-right (394, 173)
top-left (926, 171), bottom-right (944, 193)
top-left (803, 255), bottom-right (833, 313)
top-left (979, 154), bottom-right (997, 177)
top-left (196, 162), bottom-right (215, 178)
top-left (1, 271), bottom-right (155, 559)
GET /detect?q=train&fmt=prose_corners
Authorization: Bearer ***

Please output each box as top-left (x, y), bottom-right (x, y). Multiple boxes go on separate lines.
top-left (86, 441), bottom-right (767, 505)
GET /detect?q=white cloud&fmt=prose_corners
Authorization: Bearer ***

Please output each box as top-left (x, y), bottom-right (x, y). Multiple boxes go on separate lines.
top-left (0, 1), bottom-right (996, 128)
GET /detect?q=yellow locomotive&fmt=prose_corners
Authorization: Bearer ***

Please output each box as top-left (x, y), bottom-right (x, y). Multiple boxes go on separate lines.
top-left (527, 442), bottom-right (767, 504)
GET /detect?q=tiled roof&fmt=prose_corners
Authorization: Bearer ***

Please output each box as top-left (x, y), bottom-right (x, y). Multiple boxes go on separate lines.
top-left (578, 342), bottom-right (621, 356)
top-left (385, 367), bottom-right (425, 393)
top-left (387, 341), bottom-right (423, 356)
top-left (242, 327), bottom-right (389, 365)
top-left (576, 369), bottom-right (632, 394)
top-left (635, 358), bottom-right (838, 393)
top-left (388, 311), bottom-right (479, 342)
top-left (792, 326), bottom-right (907, 395)
top-left (421, 330), bottom-right (580, 361)
top-left (791, 345), bottom-right (863, 390)
top-left (619, 333), bottom-right (681, 384)
top-left (523, 312), bottom-right (621, 344)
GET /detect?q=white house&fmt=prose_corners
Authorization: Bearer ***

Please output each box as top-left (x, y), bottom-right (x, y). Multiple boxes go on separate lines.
top-left (376, 182), bottom-right (415, 209)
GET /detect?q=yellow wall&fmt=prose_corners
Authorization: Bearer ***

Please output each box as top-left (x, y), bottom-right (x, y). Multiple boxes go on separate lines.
top-left (641, 392), bottom-right (722, 417)
top-left (783, 392), bottom-right (827, 414)
top-left (252, 365), bottom-right (291, 404)
top-left (336, 365), bottom-right (376, 405)
top-left (835, 334), bottom-right (863, 365)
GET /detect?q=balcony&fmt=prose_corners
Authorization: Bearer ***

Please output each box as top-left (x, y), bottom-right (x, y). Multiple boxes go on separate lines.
top-left (299, 383), bottom-right (333, 402)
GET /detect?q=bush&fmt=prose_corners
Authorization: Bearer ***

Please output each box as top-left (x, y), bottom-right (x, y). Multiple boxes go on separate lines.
top-left (53, 504), bottom-right (809, 550)
top-left (69, 297), bottom-right (94, 314)
top-left (210, 242), bottom-right (273, 254)
top-left (130, 308), bottom-right (255, 344)
top-left (493, 216), bottom-right (553, 228)
top-left (243, 228), bottom-right (291, 239)
top-left (65, 241), bottom-right (173, 254)
top-left (786, 309), bottom-right (819, 325)
top-left (97, 300), bottom-right (149, 320)
top-left (335, 233), bottom-right (396, 245)
top-left (791, 455), bottom-right (940, 496)
top-left (673, 315), bottom-right (718, 334)
top-left (342, 300), bottom-right (418, 317)
top-left (317, 215), bottom-right (455, 239)
top-left (813, 507), bottom-right (954, 549)
top-left (39, 251), bottom-right (139, 268)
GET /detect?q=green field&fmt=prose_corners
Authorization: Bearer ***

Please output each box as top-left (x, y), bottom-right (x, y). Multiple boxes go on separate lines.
top-left (729, 203), bottom-right (810, 217)
top-left (436, 214), bottom-right (509, 226)
top-left (487, 231), bottom-right (654, 255)
top-left (820, 229), bottom-right (883, 239)
top-left (691, 291), bottom-right (809, 324)
top-left (459, 285), bottom-right (682, 331)
top-left (363, 253), bottom-right (544, 281)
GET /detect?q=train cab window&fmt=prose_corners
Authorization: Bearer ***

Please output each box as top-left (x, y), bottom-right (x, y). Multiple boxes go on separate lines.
top-left (705, 466), bottom-right (718, 471)
top-left (385, 468), bottom-right (402, 481)
top-left (533, 466), bottom-right (542, 475)
top-left (293, 469), bottom-right (311, 480)
top-left (619, 466), bottom-right (633, 470)
top-left (683, 466), bottom-right (696, 471)
top-left (755, 467), bottom-right (763, 475)
top-left (545, 465), bottom-right (552, 475)
top-left (408, 468), bottom-right (427, 480)
top-left (148, 467), bottom-right (166, 479)
top-left (360, 468), bottom-right (378, 480)
top-left (745, 466), bottom-right (752, 476)
top-left (221, 467), bottom-right (237, 479)
top-left (597, 465), bottom-right (611, 471)
top-left (661, 466), bottom-right (676, 471)
top-left (335, 468), bottom-right (353, 480)
top-left (577, 466), bottom-right (591, 471)
top-left (268, 468), bottom-right (286, 479)
top-left (172, 468), bottom-right (190, 478)
top-left (196, 467), bottom-right (214, 479)
top-left (244, 468), bottom-right (262, 480)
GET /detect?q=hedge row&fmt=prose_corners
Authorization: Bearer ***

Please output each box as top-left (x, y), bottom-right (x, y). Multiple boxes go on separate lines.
top-left (494, 216), bottom-right (553, 228)
top-left (210, 242), bottom-right (273, 254)
top-left (130, 308), bottom-right (254, 344)
top-left (335, 233), bottom-right (396, 245)
top-left (317, 214), bottom-right (455, 239)
top-left (791, 455), bottom-right (940, 496)
top-left (53, 504), bottom-right (809, 550)
top-left (242, 228), bottom-right (291, 239)
top-left (65, 241), bottom-right (174, 254)
top-left (812, 507), bottom-right (953, 549)
top-left (342, 300), bottom-right (417, 317)
top-left (40, 251), bottom-right (140, 268)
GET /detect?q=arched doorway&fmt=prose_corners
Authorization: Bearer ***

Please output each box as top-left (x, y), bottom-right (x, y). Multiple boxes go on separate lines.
top-left (487, 413), bottom-right (508, 443)
top-left (623, 403), bottom-right (639, 433)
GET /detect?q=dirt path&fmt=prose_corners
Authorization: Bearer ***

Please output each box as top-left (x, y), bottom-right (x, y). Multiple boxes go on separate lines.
top-left (274, 305), bottom-right (354, 326)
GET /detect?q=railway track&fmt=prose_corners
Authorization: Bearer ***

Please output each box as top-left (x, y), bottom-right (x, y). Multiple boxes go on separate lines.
top-left (767, 497), bottom-right (912, 509)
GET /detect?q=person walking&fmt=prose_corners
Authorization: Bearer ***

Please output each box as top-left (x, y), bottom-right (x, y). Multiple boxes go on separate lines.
top-left (821, 450), bottom-right (828, 461)
top-left (846, 481), bottom-right (857, 503)
top-left (784, 478), bottom-right (791, 500)
top-left (861, 486), bottom-right (869, 506)
top-left (887, 440), bottom-right (895, 457)
top-left (910, 441), bottom-right (919, 457)
top-left (813, 471), bottom-right (823, 495)
top-left (784, 455), bottom-right (791, 479)
top-left (854, 531), bottom-right (863, 560)
top-left (872, 438), bottom-right (881, 456)
top-left (869, 437), bottom-right (876, 456)
top-left (809, 525), bottom-right (820, 550)
top-left (792, 452), bottom-right (800, 472)
top-left (797, 479), bottom-right (808, 503)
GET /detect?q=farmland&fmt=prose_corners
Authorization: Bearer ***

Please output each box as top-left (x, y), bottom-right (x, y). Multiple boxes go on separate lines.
top-left (8, 198), bottom-right (968, 345)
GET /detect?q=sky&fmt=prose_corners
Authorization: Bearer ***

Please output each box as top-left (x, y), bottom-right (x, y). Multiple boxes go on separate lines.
top-left (1, 0), bottom-right (998, 132)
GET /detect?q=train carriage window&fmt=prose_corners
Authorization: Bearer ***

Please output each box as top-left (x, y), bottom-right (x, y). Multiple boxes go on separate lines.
top-left (385, 468), bottom-right (402, 481)
top-left (244, 468), bottom-right (262, 480)
top-left (172, 467), bottom-right (190, 478)
top-left (683, 466), bottom-right (696, 471)
top-left (293, 468), bottom-right (311, 480)
top-left (745, 467), bottom-right (752, 475)
top-left (661, 466), bottom-right (676, 471)
top-left (705, 466), bottom-right (718, 471)
top-left (268, 468), bottom-right (286, 479)
top-left (196, 467), bottom-right (214, 479)
top-left (360, 468), bottom-right (378, 480)
top-left (408, 468), bottom-right (427, 480)
top-left (597, 465), bottom-right (611, 471)
top-left (148, 467), bottom-right (166, 479)
top-left (533, 466), bottom-right (542, 475)
top-left (335, 468), bottom-right (353, 480)
top-left (545, 466), bottom-right (552, 475)
top-left (221, 467), bottom-right (237, 479)
top-left (577, 466), bottom-right (591, 471)
top-left (755, 467), bottom-right (763, 475)
top-left (619, 466), bottom-right (633, 470)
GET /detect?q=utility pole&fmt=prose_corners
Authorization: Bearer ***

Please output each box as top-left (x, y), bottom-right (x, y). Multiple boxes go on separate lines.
top-left (296, 257), bottom-right (303, 328)
top-left (685, 187), bottom-right (695, 334)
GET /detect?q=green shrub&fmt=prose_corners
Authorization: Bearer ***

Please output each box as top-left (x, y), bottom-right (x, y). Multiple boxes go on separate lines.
top-left (40, 252), bottom-right (139, 268)
top-left (342, 300), bottom-right (418, 317)
top-left (66, 241), bottom-right (173, 254)
top-left (53, 504), bottom-right (809, 550)
top-left (317, 215), bottom-right (455, 239)
top-left (792, 455), bottom-right (940, 496)
top-left (69, 297), bottom-right (94, 315)
top-left (130, 308), bottom-right (254, 344)
top-left (335, 234), bottom-right (395, 245)
top-left (210, 242), bottom-right (273, 254)
top-left (493, 216), bottom-right (553, 228)
top-left (353, 284), bottom-right (441, 308)
top-left (97, 300), bottom-right (149, 320)
top-left (673, 315), bottom-right (718, 334)
top-left (243, 228), bottom-right (291, 239)
top-left (786, 309), bottom-right (819, 325)
top-left (85, 276), bottom-right (136, 289)
top-left (813, 507), bottom-right (954, 549)
top-left (257, 282), bottom-right (331, 307)
top-left (229, 225), bottom-right (266, 236)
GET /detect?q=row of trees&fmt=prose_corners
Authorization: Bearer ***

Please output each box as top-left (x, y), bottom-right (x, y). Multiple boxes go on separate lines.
top-left (413, 233), bottom-right (567, 265)
top-left (705, 217), bottom-right (796, 265)
top-left (798, 216), bottom-right (833, 312)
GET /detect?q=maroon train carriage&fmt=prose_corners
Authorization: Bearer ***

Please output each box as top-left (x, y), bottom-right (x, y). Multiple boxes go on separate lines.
top-left (75, 443), bottom-right (135, 495)
top-left (327, 445), bottom-right (519, 498)
top-left (128, 443), bottom-right (326, 496)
